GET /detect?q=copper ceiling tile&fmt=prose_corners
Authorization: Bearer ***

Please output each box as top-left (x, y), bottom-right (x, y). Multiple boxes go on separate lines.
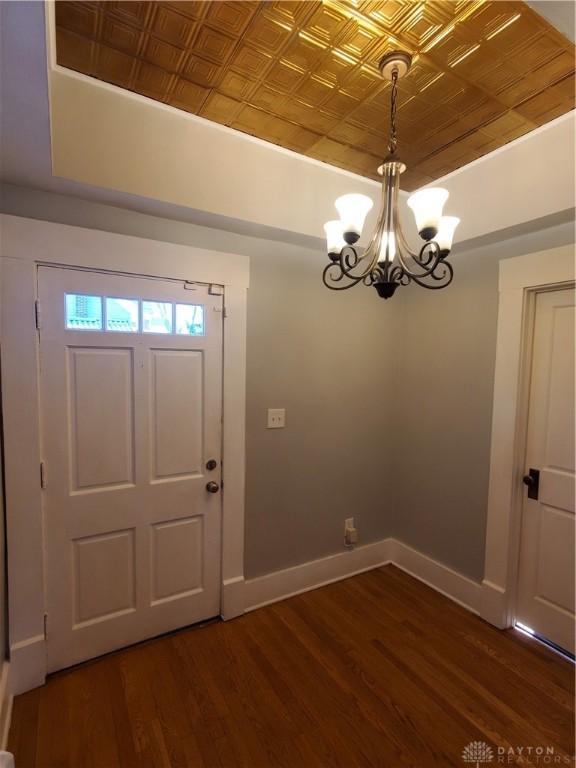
top-left (150, 4), bottom-right (198, 46)
top-left (57, 1), bottom-right (99, 37)
top-left (162, 3), bottom-right (209, 21)
top-left (94, 43), bottom-right (138, 89)
top-left (515, 73), bottom-right (575, 124)
top-left (55, 0), bottom-right (575, 191)
top-left (180, 52), bottom-right (222, 87)
top-left (135, 61), bottom-right (175, 100)
top-left (143, 35), bottom-right (186, 71)
top-left (200, 91), bottom-right (243, 124)
top-left (169, 77), bottom-right (210, 112)
top-left (218, 69), bottom-right (258, 101)
top-left (277, 98), bottom-right (340, 133)
top-left (203, 2), bottom-right (259, 37)
top-left (57, 27), bottom-right (96, 74)
top-left (102, 17), bottom-right (145, 56)
top-left (105, 2), bottom-right (155, 29)
top-left (482, 110), bottom-right (536, 141)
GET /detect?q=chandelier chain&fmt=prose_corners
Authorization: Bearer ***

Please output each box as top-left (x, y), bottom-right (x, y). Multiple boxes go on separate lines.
top-left (388, 69), bottom-right (398, 155)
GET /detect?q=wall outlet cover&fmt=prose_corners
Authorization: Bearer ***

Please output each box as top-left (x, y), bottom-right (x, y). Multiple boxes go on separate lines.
top-left (267, 408), bottom-right (286, 429)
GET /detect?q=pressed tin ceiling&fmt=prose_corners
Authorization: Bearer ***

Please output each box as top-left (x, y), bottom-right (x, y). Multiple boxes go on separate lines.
top-left (55, 1), bottom-right (575, 190)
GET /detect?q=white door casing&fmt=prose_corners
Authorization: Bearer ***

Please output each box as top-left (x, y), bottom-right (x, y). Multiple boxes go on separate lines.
top-left (1, 214), bottom-right (249, 694)
top-left (515, 288), bottom-right (575, 653)
top-left (482, 244), bottom-right (575, 631)
top-left (39, 267), bottom-right (223, 671)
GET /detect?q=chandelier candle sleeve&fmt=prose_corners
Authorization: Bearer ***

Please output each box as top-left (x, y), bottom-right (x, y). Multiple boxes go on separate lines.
top-left (321, 50), bottom-right (460, 300)
top-left (406, 188), bottom-right (449, 241)
top-left (324, 220), bottom-right (346, 256)
top-left (378, 232), bottom-right (396, 262)
top-left (435, 216), bottom-right (460, 255)
top-left (334, 194), bottom-right (374, 243)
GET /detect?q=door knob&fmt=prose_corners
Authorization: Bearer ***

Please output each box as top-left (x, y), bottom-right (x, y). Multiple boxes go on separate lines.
top-left (522, 468), bottom-right (540, 500)
top-left (206, 481), bottom-right (220, 494)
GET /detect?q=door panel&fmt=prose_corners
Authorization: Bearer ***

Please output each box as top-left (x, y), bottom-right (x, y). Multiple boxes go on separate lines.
top-left (151, 516), bottom-right (203, 603)
top-left (516, 287), bottom-right (575, 654)
top-left (73, 529), bottom-right (136, 626)
top-left (68, 347), bottom-right (135, 490)
top-left (38, 266), bottom-right (223, 672)
top-left (150, 350), bottom-right (203, 480)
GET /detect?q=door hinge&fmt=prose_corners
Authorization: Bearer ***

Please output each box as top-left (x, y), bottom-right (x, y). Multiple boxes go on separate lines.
top-left (44, 613), bottom-right (48, 638)
top-left (40, 461), bottom-right (47, 489)
top-left (35, 299), bottom-right (42, 330)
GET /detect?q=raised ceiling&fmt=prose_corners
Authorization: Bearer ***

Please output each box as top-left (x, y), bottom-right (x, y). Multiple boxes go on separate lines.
top-left (55, 1), bottom-right (575, 190)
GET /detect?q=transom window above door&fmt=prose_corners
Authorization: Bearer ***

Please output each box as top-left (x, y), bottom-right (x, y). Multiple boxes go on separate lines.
top-left (65, 293), bottom-right (205, 336)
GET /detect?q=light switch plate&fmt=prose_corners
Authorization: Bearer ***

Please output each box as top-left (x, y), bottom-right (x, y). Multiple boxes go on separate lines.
top-left (267, 408), bottom-right (286, 429)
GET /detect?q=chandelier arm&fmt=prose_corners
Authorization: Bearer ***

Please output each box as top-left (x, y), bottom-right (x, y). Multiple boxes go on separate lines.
top-left (337, 245), bottom-right (378, 280)
top-left (364, 163), bottom-right (396, 273)
top-left (322, 261), bottom-right (367, 290)
top-left (389, 264), bottom-right (410, 286)
top-left (341, 246), bottom-right (361, 272)
top-left (395, 222), bottom-right (445, 279)
top-left (361, 173), bottom-right (390, 266)
top-left (403, 258), bottom-right (454, 290)
top-left (381, 165), bottom-right (395, 266)
top-left (393, 189), bottom-right (447, 275)
top-left (322, 245), bottom-right (378, 291)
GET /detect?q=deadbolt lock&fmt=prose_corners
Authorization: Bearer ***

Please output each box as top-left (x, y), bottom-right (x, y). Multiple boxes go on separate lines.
top-left (206, 459), bottom-right (218, 471)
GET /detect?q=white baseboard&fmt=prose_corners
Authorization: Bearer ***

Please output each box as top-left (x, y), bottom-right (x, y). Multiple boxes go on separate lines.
top-left (0, 662), bottom-right (13, 751)
top-left (244, 539), bottom-right (393, 612)
top-left (9, 635), bottom-right (46, 696)
top-left (7, 541), bottom-right (489, 697)
top-left (390, 540), bottom-right (482, 615)
top-left (221, 576), bottom-right (245, 620)
top-left (244, 537), bottom-right (483, 617)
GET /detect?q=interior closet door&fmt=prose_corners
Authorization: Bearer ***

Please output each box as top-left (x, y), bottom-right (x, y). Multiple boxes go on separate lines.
top-left (38, 266), bottom-right (223, 672)
top-left (516, 286), bottom-right (575, 655)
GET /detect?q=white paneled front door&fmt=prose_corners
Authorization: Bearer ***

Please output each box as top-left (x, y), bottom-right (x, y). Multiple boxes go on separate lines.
top-left (38, 266), bottom-right (223, 672)
top-left (516, 287), bottom-right (575, 655)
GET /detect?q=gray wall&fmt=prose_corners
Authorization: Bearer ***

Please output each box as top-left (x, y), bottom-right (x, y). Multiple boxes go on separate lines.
top-left (0, 183), bottom-right (573, 585)
top-left (390, 220), bottom-right (575, 580)
top-left (245, 241), bottom-right (396, 576)
top-left (0, 462), bottom-right (5, 664)
top-left (0, 183), bottom-right (398, 581)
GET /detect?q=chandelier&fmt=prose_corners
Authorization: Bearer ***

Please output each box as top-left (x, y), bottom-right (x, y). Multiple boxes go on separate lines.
top-left (322, 51), bottom-right (460, 300)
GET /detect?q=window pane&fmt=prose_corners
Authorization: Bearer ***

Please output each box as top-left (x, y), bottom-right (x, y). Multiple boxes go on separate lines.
top-left (142, 301), bottom-right (173, 334)
top-left (65, 294), bottom-right (102, 330)
top-left (175, 304), bottom-right (204, 336)
top-left (106, 297), bottom-right (139, 332)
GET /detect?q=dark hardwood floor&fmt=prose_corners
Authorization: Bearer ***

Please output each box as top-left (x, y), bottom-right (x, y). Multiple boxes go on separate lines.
top-left (9, 565), bottom-right (575, 767)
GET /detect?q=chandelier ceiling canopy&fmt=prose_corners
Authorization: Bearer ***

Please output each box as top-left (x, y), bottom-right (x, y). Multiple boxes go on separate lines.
top-left (322, 51), bottom-right (460, 300)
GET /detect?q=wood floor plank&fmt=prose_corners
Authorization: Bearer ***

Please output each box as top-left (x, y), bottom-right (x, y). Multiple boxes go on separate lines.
top-left (8, 565), bottom-right (575, 767)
